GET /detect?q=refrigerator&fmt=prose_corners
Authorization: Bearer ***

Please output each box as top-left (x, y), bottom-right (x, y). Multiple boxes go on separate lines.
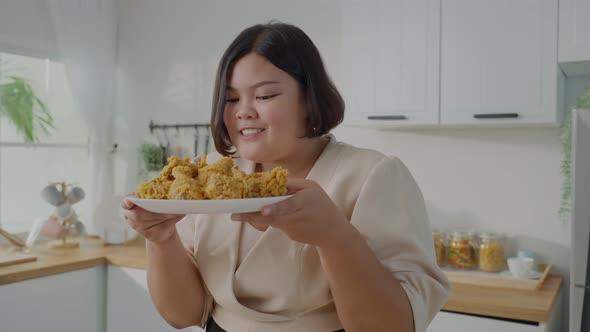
top-left (571, 109), bottom-right (590, 332)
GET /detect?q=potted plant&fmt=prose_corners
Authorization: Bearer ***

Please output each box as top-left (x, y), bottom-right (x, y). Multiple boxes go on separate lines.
top-left (0, 73), bottom-right (54, 142)
top-left (138, 142), bottom-right (165, 180)
top-left (560, 85), bottom-right (590, 220)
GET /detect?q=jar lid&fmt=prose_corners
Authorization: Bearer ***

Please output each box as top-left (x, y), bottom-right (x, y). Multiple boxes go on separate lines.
top-left (448, 230), bottom-right (472, 240)
top-left (479, 232), bottom-right (504, 240)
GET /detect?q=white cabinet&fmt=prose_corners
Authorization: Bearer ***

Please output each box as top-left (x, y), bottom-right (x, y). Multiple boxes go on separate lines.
top-left (558, 0), bottom-right (590, 76)
top-left (341, 0), bottom-right (562, 128)
top-left (428, 309), bottom-right (562, 332)
top-left (107, 266), bottom-right (202, 332)
top-left (341, 0), bottom-right (440, 126)
top-left (440, 0), bottom-right (559, 126)
top-left (0, 266), bottom-right (105, 332)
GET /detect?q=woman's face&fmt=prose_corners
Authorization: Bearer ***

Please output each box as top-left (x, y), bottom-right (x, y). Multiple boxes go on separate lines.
top-left (223, 52), bottom-right (308, 163)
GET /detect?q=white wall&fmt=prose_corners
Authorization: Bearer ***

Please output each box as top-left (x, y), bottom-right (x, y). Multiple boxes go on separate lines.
top-left (114, 0), bottom-right (587, 328)
top-left (0, 0), bottom-right (57, 58)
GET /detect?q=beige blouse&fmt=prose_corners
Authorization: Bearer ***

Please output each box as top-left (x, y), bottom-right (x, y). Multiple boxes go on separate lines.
top-left (176, 135), bottom-right (450, 332)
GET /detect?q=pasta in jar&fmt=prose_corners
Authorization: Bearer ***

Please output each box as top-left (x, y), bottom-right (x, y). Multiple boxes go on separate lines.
top-left (447, 231), bottom-right (477, 270)
top-left (432, 230), bottom-right (447, 267)
top-left (478, 232), bottom-right (506, 272)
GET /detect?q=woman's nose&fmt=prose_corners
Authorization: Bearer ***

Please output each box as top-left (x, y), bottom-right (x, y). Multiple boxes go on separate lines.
top-left (235, 100), bottom-right (257, 119)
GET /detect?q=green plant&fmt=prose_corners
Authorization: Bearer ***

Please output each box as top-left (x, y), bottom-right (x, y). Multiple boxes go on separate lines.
top-left (560, 85), bottom-right (590, 220)
top-left (139, 143), bottom-right (165, 172)
top-left (0, 57), bottom-right (54, 142)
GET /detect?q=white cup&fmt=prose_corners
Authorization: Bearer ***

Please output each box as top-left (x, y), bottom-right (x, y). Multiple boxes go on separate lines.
top-left (507, 257), bottom-right (534, 278)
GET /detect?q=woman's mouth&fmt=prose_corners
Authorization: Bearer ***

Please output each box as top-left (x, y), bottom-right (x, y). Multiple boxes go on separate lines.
top-left (239, 128), bottom-right (266, 140)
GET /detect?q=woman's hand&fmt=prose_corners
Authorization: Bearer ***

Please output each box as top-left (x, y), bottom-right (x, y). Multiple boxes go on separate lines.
top-left (121, 197), bottom-right (185, 244)
top-left (231, 179), bottom-right (353, 248)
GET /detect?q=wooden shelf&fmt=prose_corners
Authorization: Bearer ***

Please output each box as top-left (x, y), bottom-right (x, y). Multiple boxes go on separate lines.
top-left (443, 274), bottom-right (562, 322)
top-left (444, 264), bottom-right (552, 291)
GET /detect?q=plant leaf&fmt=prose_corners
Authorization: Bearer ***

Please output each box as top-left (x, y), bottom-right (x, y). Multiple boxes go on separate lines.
top-left (0, 76), bottom-right (54, 142)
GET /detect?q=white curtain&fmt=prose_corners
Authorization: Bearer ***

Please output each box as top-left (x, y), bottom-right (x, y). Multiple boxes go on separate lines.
top-left (49, 0), bottom-right (117, 234)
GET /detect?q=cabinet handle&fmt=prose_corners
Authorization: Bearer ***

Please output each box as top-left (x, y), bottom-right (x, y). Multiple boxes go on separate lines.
top-left (473, 113), bottom-right (519, 119)
top-left (367, 115), bottom-right (408, 120)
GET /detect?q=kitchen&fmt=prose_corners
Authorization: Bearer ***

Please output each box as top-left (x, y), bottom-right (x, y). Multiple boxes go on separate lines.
top-left (0, 0), bottom-right (588, 331)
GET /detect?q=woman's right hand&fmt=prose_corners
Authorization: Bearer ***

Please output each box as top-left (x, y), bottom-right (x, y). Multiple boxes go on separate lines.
top-left (121, 197), bottom-right (185, 244)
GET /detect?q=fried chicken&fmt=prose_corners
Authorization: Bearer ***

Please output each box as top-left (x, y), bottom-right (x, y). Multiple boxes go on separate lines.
top-left (243, 167), bottom-right (289, 198)
top-left (197, 157), bottom-right (244, 199)
top-left (135, 154), bottom-right (288, 200)
top-left (201, 172), bottom-right (245, 199)
top-left (168, 166), bottom-right (204, 200)
top-left (159, 156), bottom-right (198, 181)
top-left (135, 178), bottom-right (171, 199)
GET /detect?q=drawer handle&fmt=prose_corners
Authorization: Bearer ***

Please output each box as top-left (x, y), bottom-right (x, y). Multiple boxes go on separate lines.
top-left (367, 115), bottom-right (408, 120)
top-left (473, 113), bottom-right (519, 119)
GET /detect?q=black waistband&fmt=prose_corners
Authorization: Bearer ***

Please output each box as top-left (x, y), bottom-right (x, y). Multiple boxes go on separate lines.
top-left (206, 318), bottom-right (345, 332)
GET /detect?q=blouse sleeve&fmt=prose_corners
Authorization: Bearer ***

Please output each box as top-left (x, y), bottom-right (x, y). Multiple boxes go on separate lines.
top-left (176, 216), bottom-right (215, 328)
top-left (349, 156), bottom-right (451, 332)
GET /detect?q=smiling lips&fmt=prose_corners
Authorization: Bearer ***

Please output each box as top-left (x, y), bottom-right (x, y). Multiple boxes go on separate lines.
top-left (240, 128), bottom-right (266, 140)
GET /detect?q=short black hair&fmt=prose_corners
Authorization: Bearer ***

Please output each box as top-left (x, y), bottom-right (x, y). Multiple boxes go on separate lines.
top-left (210, 21), bottom-right (345, 156)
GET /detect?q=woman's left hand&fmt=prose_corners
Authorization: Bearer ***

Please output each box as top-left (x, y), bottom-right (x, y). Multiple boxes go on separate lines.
top-left (231, 179), bottom-right (352, 248)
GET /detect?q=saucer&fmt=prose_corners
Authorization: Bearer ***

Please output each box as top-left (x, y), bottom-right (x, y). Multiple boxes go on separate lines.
top-left (500, 270), bottom-right (542, 280)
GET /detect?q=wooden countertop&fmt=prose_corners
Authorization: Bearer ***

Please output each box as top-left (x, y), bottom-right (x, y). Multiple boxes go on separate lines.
top-left (0, 236), bottom-right (147, 285)
top-left (1, 236), bottom-right (562, 323)
top-left (443, 274), bottom-right (562, 322)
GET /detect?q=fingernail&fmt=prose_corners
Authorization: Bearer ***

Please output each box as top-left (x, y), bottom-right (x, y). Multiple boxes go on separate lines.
top-left (231, 214), bottom-right (242, 221)
top-left (261, 207), bottom-right (272, 216)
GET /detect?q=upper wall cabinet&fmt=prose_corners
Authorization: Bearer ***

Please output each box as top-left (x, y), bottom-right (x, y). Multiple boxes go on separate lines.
top-left (440, 0), bottom-right (560, 126)
top-left (558, 0), bottom-right (590, 76)
top-left (341, 0), bottom-right (440, 126)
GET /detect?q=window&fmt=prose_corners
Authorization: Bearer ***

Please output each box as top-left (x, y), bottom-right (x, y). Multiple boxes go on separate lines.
top-left (0, 52), bottom-right (90, 233)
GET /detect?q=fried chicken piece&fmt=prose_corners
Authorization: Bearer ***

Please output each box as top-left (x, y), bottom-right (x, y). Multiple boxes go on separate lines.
top-left (201, 172), bottom-right (245, 199)
top-left (135, 178), bottom-right (171, 199)
top-left (231, 166), bottom-right (246, 180)
top-left (159, 156), bottom-right (198, 181)
top-left (266, 167), bottom-right (289, 196)
top-left (167, 166), bottom-right (204, 200)
top-left (243, 167), bottom-right (289, 198)
top-left (198, 156), bottom-right (234, 177)
top-left (196, 156), bottom-right (243, 199)
top-left (194, 158), bottom-right (248, 199)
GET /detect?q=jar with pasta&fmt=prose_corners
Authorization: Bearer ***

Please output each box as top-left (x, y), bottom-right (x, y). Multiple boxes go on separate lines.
top-left (447, 231), bottom-right (477, 270)
top-left (478, 232), bottom-right (506, 272)
top-left (432, 230), bottom-right (447, 267)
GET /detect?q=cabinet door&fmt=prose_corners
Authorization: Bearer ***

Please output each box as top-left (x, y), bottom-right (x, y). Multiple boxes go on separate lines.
top-left (341, 0), bottom-right (440, 126)
top-left (429, 311), bottom-right (543, 332)
top-left (0, 266), bottom-right (105, 332)
top-left (559, 0), bottom-right (590, 65)
top-left (107, 266), bottom-right (202, 332)
top-left (441, 0), bottom-right (559, 125)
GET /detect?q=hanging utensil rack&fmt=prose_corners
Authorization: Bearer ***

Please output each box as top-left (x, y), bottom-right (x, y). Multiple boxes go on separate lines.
top-left (148, 120), bottom-right (211, 156)
top-left (149, 120), bottom-right (210, 134)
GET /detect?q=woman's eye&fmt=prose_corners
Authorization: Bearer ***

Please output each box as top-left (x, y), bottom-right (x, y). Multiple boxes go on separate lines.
top-left (256, 93), bottom-right (279, 101)
top-left (225, 98), bottom-right (239, 103)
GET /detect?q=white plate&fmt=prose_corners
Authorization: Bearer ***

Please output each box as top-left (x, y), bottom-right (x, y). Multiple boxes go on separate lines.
top-left (127, 195), bottom-right (294, 214)
top-left (500, 270), bottom-right (542, 280)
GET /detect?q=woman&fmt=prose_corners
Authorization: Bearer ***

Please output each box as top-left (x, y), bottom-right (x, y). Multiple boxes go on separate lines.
top-left (122, 22), bottom-right (450, 332)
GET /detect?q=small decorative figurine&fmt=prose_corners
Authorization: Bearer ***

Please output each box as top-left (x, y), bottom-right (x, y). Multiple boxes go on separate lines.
top-left (39, 182), bottom-right (86, 249)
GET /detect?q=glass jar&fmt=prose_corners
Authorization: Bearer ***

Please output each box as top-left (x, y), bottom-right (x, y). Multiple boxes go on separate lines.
top-left (432, 230), bottom-right (447, 267)
top-left (447, 231), bottom-right (477, 270)
top-left (478, 232), bottom-right (506, 272)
